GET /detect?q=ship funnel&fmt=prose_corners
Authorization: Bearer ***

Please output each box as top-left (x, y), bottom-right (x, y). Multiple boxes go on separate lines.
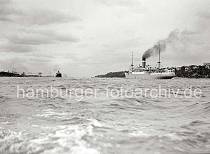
top-left (142, 58), bottom-right (146, 68)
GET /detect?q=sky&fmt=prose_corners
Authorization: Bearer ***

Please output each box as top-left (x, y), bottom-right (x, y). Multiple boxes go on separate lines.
top-left (0, 0), bottom-right (210, 77)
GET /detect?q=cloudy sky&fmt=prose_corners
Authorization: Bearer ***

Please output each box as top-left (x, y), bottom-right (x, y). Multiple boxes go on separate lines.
top-left (0, 0), bottom-right (210, 77)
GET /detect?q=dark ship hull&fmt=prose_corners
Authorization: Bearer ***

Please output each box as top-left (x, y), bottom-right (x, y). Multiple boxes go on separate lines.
top-left (56, 72), bottom-right (62, 77)
top-left (125, 71), bottom-right (175, 79)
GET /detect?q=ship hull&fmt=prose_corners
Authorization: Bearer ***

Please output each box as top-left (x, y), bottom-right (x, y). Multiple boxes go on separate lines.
top-left (125, 72), bottom-right (175, 79)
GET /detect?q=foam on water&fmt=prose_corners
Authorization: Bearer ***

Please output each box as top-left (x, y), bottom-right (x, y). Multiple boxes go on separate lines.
top-left (0, 77), bottom-right (210, 154)
top-left (0, 120), bottom-right (101, 154)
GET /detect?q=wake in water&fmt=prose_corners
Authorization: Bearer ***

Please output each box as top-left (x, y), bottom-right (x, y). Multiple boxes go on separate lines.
top-left (0, 78), bottom-right (210, 154)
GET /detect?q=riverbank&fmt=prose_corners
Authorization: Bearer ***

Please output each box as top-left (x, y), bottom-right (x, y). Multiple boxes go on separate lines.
top-left (0, 71), bottom-right (22, 77)
top-left (175, 65), bottom-right (210, 78)
top-left (95, 64), bottom-right (210, 78)
top-left (95, 71), bottom-right (128, 78)
top-left (0, 71), bottom-right (51, 77)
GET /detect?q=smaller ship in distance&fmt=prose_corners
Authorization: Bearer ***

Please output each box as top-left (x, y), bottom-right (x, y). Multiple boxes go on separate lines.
top-left (56, 71), bottom-right (62, 77)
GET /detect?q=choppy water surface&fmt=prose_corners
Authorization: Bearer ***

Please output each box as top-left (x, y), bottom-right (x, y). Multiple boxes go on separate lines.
top-left (0, 77), bottom-right (210, 154)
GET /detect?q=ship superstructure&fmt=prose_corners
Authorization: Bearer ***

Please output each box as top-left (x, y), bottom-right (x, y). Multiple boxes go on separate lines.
top-left (125, 48), bottom-right (175, 79)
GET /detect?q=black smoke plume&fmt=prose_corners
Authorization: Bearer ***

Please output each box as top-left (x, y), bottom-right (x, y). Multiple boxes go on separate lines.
top-left (142, 41), bottom-right (166, 60)
top-left (142, 30), bottom-right (180, 60)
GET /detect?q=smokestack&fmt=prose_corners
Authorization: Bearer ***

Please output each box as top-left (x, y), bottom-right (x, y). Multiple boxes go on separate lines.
top-left (142, 57), bottom-right (146, 68)
top-left (142, 37), bottom-right (167, 61)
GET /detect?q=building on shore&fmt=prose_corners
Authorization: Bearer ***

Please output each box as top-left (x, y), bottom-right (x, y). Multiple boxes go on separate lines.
top-left (203, 63), bottom-right (210, 69)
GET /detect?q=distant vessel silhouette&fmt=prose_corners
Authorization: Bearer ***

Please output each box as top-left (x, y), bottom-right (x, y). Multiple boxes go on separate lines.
top-left (56, 71), bottom-right (62, 77)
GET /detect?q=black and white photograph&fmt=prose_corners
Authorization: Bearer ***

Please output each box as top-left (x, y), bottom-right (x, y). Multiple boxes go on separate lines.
top-left (0, 0), bottom-right (210, 153)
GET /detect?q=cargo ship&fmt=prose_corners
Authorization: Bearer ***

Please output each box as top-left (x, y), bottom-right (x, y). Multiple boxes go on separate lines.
top-left (56, 71), bottom-right (62, 77)
top-left (125, 49), bottom-right (175, 79)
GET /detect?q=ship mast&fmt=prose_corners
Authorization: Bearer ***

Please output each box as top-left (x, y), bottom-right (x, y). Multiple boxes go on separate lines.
top-left (158, 43), bottom-right (161, 70)
top-left (131, 51), bottom-right (134, 72)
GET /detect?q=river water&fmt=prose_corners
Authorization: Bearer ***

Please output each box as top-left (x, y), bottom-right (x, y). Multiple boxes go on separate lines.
top-left (0, 77), bottom-right (210, 154)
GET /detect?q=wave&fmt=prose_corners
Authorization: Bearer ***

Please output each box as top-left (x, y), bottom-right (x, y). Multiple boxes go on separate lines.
top-left (0, 119), bottom-right (101, 154)
top-left (1, 78), bottom-right (210, 153)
